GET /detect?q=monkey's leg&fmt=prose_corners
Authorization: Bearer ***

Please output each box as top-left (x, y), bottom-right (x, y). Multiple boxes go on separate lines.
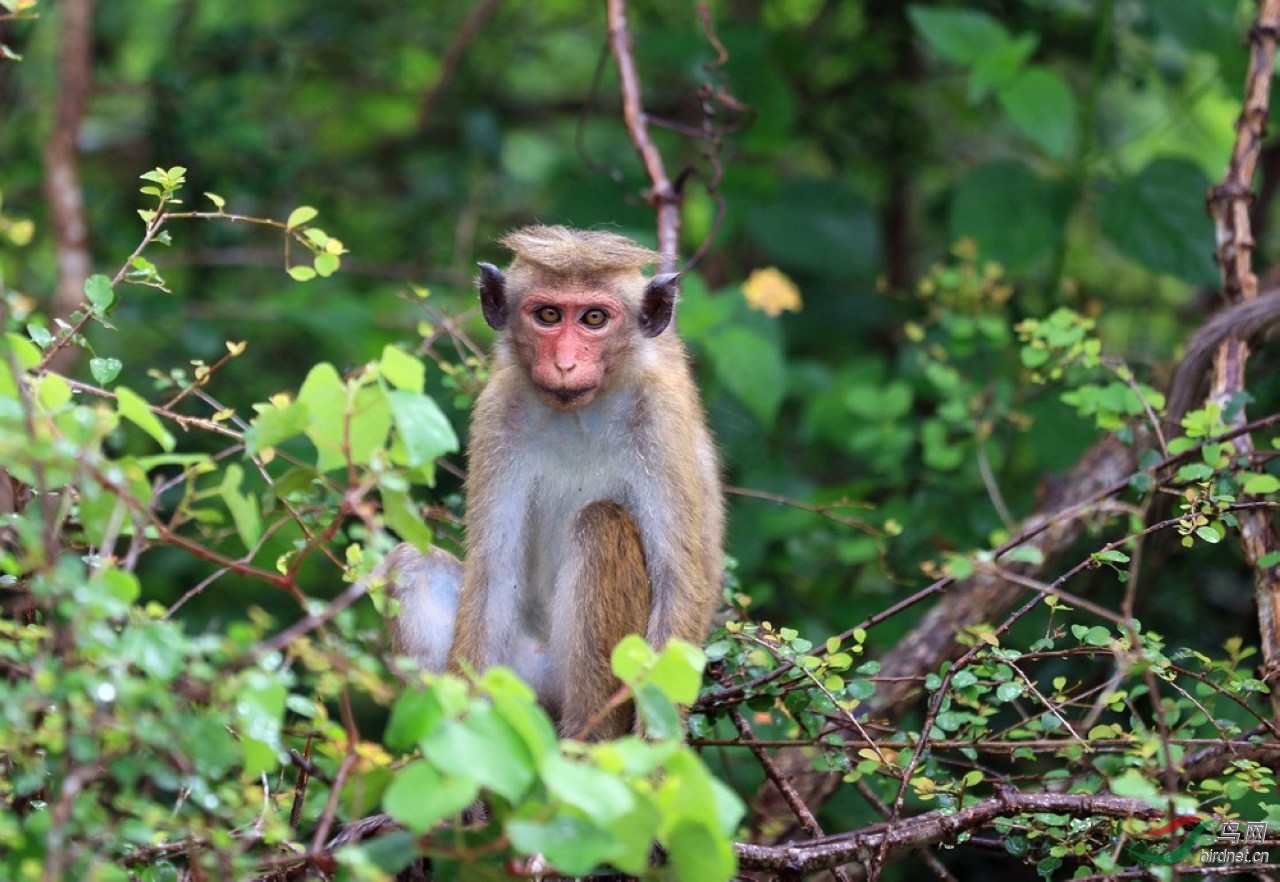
top-left (558, 501), bottom-right (651, 740)
top-left (380, 544), bottom-right (461, 672)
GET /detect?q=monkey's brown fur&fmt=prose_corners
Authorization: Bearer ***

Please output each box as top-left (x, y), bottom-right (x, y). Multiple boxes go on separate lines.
top-left (500, 225), bottom-right (665, 276)
top-left (561, 501), bottom-right (652, 737)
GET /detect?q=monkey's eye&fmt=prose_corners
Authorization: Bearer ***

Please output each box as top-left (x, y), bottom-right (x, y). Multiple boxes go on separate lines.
top-left (533, 305), bottom-right (562, 325)
top-left (580, 308), bottom-right (608, 328)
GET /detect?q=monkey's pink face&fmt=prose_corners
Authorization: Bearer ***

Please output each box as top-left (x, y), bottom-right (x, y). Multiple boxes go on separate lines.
top-left (517, 292), bottom-right (627, 411)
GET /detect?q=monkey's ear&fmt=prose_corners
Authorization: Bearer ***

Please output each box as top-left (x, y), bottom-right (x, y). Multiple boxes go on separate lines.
top-left (640, 272), bottom-right (679, 338)
top-left (477, 263), bottom-right (508, 330)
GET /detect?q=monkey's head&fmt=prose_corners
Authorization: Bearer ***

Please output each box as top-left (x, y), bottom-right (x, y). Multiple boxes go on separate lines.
top-left (477, 226), bottom-right (679, 411)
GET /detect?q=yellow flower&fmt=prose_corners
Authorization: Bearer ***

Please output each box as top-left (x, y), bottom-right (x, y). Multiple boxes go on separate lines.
top-left (742, 267), bottom-right (802, 317)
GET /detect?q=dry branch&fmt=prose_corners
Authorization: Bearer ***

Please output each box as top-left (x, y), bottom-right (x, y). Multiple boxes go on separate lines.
top-left (606, 0), bottom-right (680, 270)
top-left (42, 0), bottom-right (94, 373)
top-left (736, 793), bottom-right (1160, 880)
top-left (1204, 0), bottom-right (1280, 721)
top-left (416, 0), bottom-right (500, 131)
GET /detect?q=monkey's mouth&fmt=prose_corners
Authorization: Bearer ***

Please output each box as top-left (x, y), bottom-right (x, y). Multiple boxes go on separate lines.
top-left (538, 384), bottom-right (598, 408)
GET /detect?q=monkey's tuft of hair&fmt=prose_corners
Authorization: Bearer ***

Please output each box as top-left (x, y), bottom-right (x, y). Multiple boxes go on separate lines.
top-left (1166, 290), bottom-right (1280, 427)
top-left (500, 225), bottom-right (665, 277)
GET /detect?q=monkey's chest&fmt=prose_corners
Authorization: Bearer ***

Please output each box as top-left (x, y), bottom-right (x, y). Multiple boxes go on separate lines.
top-left (518, 455), bottom-right (636, 636)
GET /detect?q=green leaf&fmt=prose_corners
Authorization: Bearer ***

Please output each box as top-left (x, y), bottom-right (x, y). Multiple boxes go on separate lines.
top-left (1004, 546), bottom-right (1045, 566)
top-left (385, 389), bottom-right (458, 469)
top-left (80, 459), bottom-right (151, 544)
top-left (598, 797), bottom-right (664, 875)
top-left (286, 205), bottom-right (319, 228)
top-left (4, 332), bottom-right (41, 368)
top-left (907, 6), bottom-right (1011, 65)
top-left (205, 192), bottom-right (226, 210)
top-left (996, 67), bottom-right (1076, 160)
top-left (100, 568), bottom-right (141, 605)
top-left (296, 363), bottom-right (350, 468)
top-left (666, 818), bottom-right (737, 882)
top-left (996, 682), bottom-right (1024, 702)
top-left (543, 753), bottom-right (636, 820)
top-left (704, 327), bottom-right (786, 427)
top-left (245, 397), bottom-right (310, 453)
top-left (655, 751), bottom-right (742, 879)
top-left (922, 418), bottom-right (964, 471)
top-left (485, 668), bottom-right (559, 763)
top-left (421, 704), bottom-right (535, 803)
top-left (1194, 524), bottom-right (1223, 544)
top-left (943, 554), bottom-right (974, 580)
top-left (36, 372), bottom-right (72, 409)
top-left (220, 463), bottom-right (262, 550)
top-left (1241, 473), bottom-right (1280, 494)
top-left (1081, 626), bottom-right (1112, 647)
top-left (634, 681), bottom-right (682, 739)
top-left (1098, 158), bottom-right (1217, 284)
top-left (611, 634), bottom-right (654, 686)
top-left (674, 274), bottom-right (737, 342)
top-left (117, 621), bottom-right (184, 681)
top-left (846, 678), bottom-right (875, 700)
top-left (1107, 768), bottom-right (1159, 800)
top-left (296, 364), bottom-right (391, 471)
top-left (287, 265), bottom-right (317, 281)
top-left (1177, 462), bottom-right (1214, 482)
top-left (949, 160), bottom-right (1070, 268)
top-left (27, 323), bottom-right (53, 348)
top-left (314, 252), bottom-right (340, 277)
top-left (648, 640), bottom-right (706, 705)
top-left (234, 675), bottom-right (285, 776)
top-left (383, 761), bottom-right (477, 833)
top-left (385, 687), bottom-right (445, 750)
top-left (115, 386), bottom-right (176, 451)
top-left (507, 813), bottom-right (614, 877)
top-left (379, 345), bottom-right (425, 393)
top-left (969, 32), bottom-right (1038, 98)
top-left (380, 486), bottom-right (434, 551)
top-left (89, 357), bottom-right (123, 385)
top-left (84, 274), bottom-right (115, 312)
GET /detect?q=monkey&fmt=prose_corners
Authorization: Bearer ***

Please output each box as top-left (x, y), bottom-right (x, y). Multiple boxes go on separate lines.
top-left (1166, 289), bottom-right (1280, 427)
top-left (382, 226), bottom-right (724, 739)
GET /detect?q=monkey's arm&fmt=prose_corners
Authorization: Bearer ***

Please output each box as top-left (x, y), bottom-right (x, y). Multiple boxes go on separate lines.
top-left (447, 470), bottom-right (529, 674)
top-left (1167, 290), bottom-right (1280, 426)
top-left (634, 393), bottom-right (724, 654)
top-left (446, 375), bottom-right (538, 677)
top-left (381, 544), bottom-right (460, 672)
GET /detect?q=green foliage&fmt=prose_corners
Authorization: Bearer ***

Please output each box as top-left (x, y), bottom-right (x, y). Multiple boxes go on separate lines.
top-left (0, 169), bottom-right (744, 880)
top-left (369, 642), bottom-right (741, 879)
top-left (3, 1), bottom-right (1279, 879)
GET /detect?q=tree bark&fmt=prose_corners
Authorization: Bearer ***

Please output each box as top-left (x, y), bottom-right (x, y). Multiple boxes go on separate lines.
top-left (41, 0), bottom-right (94, 373)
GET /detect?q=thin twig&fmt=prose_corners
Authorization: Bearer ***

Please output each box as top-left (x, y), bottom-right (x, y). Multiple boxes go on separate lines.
top-left (417, 0), bottom-right (501, 130)
top-left (606, 0), bottom-right (680, 267)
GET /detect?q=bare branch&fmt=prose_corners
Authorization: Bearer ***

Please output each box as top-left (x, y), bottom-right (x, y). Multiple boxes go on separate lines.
top-left (41, 0), bottom-right (94, 373)
top-left (606, 0), bottom-right (680, 269)
top-left (736, 793), bottom-right (1161, 879)
top-left (1204, 0), bottom-right (1280, 719)
top-left (417, 0), bottom-right (501, 131)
